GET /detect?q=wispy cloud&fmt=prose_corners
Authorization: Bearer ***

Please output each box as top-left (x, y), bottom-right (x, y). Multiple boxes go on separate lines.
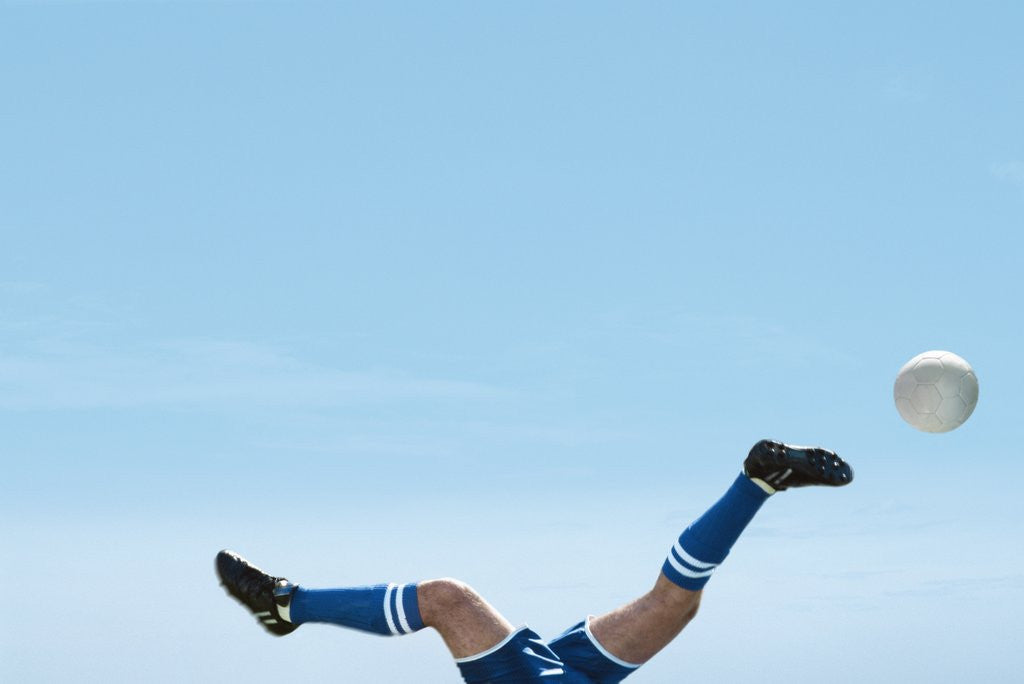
top-left (0, 338), bottom-right (508, 410)
top-left (881, 574), bottom-right (1024, 600)
top-left (991, 160), bottom-right (1024, 189)
top-left (0, 281), bottom-right (46, 294)
top-left (594, 308), bottom-right (857, 368)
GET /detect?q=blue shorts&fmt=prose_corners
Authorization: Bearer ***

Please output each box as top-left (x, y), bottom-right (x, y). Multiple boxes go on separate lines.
top-left (455, 617), bottom-right (641, 683)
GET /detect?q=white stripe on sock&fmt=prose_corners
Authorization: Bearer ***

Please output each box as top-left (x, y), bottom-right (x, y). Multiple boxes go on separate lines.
top-left (395, 584), bottom-right (412, 634)
top-left (383, 583), bottom-right (400, 635)
top-left (673, 541), bottom-right (718, 570)
top-left (666, 551), bottom-right (716, 579)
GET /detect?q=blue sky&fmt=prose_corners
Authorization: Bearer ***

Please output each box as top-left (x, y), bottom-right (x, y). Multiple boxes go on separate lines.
top-left (2, 2), bottom-right (1022, 682)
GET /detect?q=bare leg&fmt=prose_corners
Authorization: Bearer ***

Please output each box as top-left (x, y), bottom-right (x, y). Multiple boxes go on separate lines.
top-left (418, 578), bottom-right (516, 659)
top-left (589, 574), bottom-right (702, 664)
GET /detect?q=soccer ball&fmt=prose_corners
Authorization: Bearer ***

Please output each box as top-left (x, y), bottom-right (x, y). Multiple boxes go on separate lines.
top-left (893, 351), bottom-right (979, 433)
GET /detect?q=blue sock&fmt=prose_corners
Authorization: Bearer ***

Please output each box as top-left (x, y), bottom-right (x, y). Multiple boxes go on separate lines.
top-left (288, 583), bottom-right (425, 636)
top-left (662, 474), bottom-right (771, 591)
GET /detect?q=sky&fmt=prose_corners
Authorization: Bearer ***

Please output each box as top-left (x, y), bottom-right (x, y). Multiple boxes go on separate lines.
top-left (1, 2), bottom-right (1022, 682)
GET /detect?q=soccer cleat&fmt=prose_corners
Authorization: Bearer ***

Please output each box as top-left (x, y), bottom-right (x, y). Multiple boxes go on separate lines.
top-left (216, 550), bottom-right (298, 636)
top-left (743, 440), bottom-right (854, 491)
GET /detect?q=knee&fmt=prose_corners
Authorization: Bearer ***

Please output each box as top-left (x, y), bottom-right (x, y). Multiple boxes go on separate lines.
top-left (680, 595), bottom-right (700, 624)
top-left (661, 590), bottom-right (700, 624)
top-left (419, 578), bottom-right (482, 617)
top-left (652, 577), bottom-right (702, 624)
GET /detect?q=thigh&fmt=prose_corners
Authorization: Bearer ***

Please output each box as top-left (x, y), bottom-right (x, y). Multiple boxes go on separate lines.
top-left (418, 578), bottom-right (516, 659)
top-left (587, 575), bottom-right (701, 665)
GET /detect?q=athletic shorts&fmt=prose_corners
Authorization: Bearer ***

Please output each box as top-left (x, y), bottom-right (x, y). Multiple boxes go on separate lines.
top-left (455, 616), bottom-right (641, 683)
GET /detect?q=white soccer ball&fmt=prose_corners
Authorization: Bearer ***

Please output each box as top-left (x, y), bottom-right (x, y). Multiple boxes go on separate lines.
top-left (893, 351), bottom-right (979, 433)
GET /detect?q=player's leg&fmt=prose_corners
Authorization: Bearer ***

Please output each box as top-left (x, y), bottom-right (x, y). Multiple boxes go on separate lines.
top-left (418, 578), bottom-right (516, 658)
top-left (215, 551), bottom-right (513, 658)
top-left (216, 552), bottom-right (568, 681)
top-left (588, 575), bottom-right (701, 664)
top-left (552, 440), bottom-right (853, 672)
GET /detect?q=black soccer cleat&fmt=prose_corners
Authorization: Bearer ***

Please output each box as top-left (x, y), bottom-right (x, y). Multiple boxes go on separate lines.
top-left (743, 440), bottom-right (853, 491)
top-left (216, 550), bottom-right (298, 636)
